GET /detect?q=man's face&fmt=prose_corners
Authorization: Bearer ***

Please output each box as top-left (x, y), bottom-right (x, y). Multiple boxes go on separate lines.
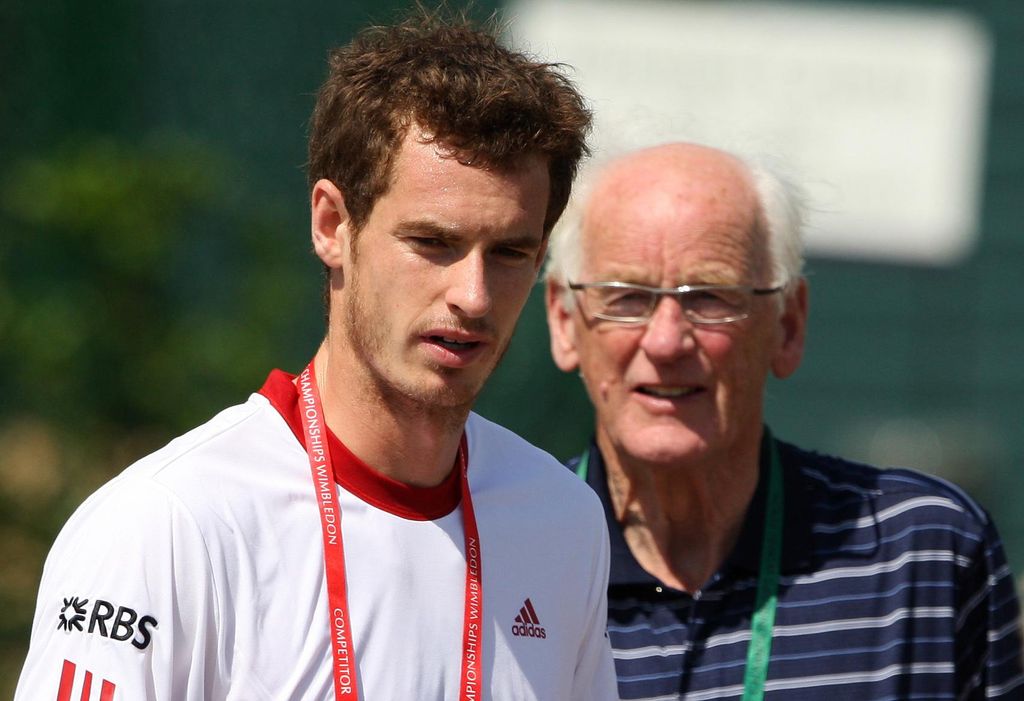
top-left (547, 146), bottom-right (806, 466)
top-left (329, 128), bottom-right (550, 411)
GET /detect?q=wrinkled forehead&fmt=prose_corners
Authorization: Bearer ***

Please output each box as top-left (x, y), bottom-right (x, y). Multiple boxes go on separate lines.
top-left (579, 153), bottom-right (769, 284)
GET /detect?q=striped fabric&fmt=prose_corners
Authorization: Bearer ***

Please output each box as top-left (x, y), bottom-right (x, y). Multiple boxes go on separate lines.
top-left (570, 434), bottom-right (1024, 700)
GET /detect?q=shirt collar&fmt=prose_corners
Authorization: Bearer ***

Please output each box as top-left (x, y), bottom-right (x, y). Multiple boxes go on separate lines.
top-left (725, 430), bottom-right (813, 575)
top-left (258, 368), bottom-right (463, 521)
top-left (578, 428), bottom-right (814, 588)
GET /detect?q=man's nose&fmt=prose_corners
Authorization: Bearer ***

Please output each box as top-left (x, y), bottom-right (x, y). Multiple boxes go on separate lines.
top-left (639, 295), bottom-right (696, 359)
top-left (445, 253), bottom-right (492, 318)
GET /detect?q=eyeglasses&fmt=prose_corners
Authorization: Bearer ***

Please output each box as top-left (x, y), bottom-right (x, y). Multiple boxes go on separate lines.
top-left (567, 281), bottom-right (785, 325)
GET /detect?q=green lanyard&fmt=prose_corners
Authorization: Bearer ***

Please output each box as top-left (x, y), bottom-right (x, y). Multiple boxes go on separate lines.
top-left (576, 440), bottom-right (783, 701)
top-left (743, 440), bottom-right (783, 700)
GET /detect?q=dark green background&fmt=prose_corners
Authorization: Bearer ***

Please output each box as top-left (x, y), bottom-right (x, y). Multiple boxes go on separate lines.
top-left (2, 0), bottom-right (1021, 694)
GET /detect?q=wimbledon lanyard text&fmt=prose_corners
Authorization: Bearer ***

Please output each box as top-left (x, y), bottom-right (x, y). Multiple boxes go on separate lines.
top-left (298, 362), bottom-right (484, 700)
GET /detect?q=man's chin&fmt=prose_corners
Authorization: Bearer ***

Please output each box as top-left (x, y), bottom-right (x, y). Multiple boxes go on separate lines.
top-left (394, 370), bottom-right (486, 412)
top-left (617, 422), bottom-right (716, 465)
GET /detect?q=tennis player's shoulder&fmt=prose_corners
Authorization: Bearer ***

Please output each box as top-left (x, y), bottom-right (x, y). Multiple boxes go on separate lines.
top-left (463, 412), bottom-right (604, 512)
top-left (58, 392), bottom-right (299, 551)
top-left (28, 399), bottom-right (283, 672)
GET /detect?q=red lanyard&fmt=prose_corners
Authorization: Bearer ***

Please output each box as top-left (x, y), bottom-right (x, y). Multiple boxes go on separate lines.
top-left (297, 362), bottom-right (484, 700)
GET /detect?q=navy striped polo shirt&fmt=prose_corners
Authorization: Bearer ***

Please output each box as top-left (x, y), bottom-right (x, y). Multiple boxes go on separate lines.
top-left (570, 432), bottom-right (1024, 700)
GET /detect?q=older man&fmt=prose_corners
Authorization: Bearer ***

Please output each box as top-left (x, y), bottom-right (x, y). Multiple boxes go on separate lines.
top-left (16, 13), bottom-right (617, 701)
top-left (545, 142), bottom-right (1023, 700)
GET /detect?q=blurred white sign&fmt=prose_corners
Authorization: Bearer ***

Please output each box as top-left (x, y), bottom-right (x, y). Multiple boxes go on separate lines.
top-left (508, 0), bottom-right (992, 265)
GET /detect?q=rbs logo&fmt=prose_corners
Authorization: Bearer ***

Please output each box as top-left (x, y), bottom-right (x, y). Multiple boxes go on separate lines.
top-left (57, 596), bottom-right (158, 650)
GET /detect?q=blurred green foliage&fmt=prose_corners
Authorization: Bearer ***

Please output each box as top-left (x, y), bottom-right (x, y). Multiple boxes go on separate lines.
top-left (0, 134), bottom-right (316, 430)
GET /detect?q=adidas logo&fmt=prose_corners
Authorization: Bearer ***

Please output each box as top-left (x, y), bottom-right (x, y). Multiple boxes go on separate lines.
top-left (511, 598), bottom-right (547, 639)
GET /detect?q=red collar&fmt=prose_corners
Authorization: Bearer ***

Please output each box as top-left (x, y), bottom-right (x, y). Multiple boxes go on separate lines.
top-left (259, 369), bottom-right (462, 521)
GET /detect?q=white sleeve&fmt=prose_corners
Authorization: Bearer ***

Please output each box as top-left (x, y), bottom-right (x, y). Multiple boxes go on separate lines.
top-left (14, 475), bottom-right (223, 701)
top-left (571, 513), bottom-right (619, 701)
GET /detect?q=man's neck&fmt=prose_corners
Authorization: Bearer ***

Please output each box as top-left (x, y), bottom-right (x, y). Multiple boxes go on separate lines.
top-left (600, 430), bottom-right (762, 594)
top-left (313, 345), bottom-right (468, 488)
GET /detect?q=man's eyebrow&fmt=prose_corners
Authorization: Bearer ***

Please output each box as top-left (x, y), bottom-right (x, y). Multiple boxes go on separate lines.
top-left (394, 220), bottom-right (459, 239)
top-left (394, 221), bottom-right (544, 249)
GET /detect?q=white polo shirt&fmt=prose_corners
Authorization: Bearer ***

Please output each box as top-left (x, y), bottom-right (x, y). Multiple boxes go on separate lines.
top-left (16, 370), bottom-right (617, 700)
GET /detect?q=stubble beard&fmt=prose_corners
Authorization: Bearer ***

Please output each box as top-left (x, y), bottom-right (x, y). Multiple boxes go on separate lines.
top-left (341, 271), bottom-right (504, 428)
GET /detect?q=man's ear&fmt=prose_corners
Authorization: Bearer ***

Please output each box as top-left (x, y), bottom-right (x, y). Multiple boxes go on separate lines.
top-left (545, 280), bottom-right (581, 372)
top-left (771, 277), bottom-right (808, 379)
top-left (311, 179), bottom-right (351, 269)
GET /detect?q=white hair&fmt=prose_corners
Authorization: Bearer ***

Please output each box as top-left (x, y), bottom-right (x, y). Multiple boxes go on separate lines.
top-left (747, 155), bottom-right (806, 290)
top-left (543, 146), bottom-right (806, 306)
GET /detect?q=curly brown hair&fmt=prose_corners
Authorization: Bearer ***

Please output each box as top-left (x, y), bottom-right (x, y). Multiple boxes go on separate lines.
top-left (307, 8), bottom-right (591, 235)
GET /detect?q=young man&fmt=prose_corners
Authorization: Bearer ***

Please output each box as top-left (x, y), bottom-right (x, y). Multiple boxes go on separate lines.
top-left (545, 142), bottom-right (1023, 699)
top-left (17, 14), bottom-right (617, 700)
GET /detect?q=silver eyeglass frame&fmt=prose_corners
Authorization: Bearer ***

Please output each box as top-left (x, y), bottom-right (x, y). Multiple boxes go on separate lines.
top-left (567, 281), bottom-right (785, 325)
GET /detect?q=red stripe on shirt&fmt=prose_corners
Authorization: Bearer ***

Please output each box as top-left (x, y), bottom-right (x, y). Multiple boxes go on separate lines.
top-left (56, 660), bottom-right (75, 701)
top-left (79, 670), bottom-right (92, 701)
